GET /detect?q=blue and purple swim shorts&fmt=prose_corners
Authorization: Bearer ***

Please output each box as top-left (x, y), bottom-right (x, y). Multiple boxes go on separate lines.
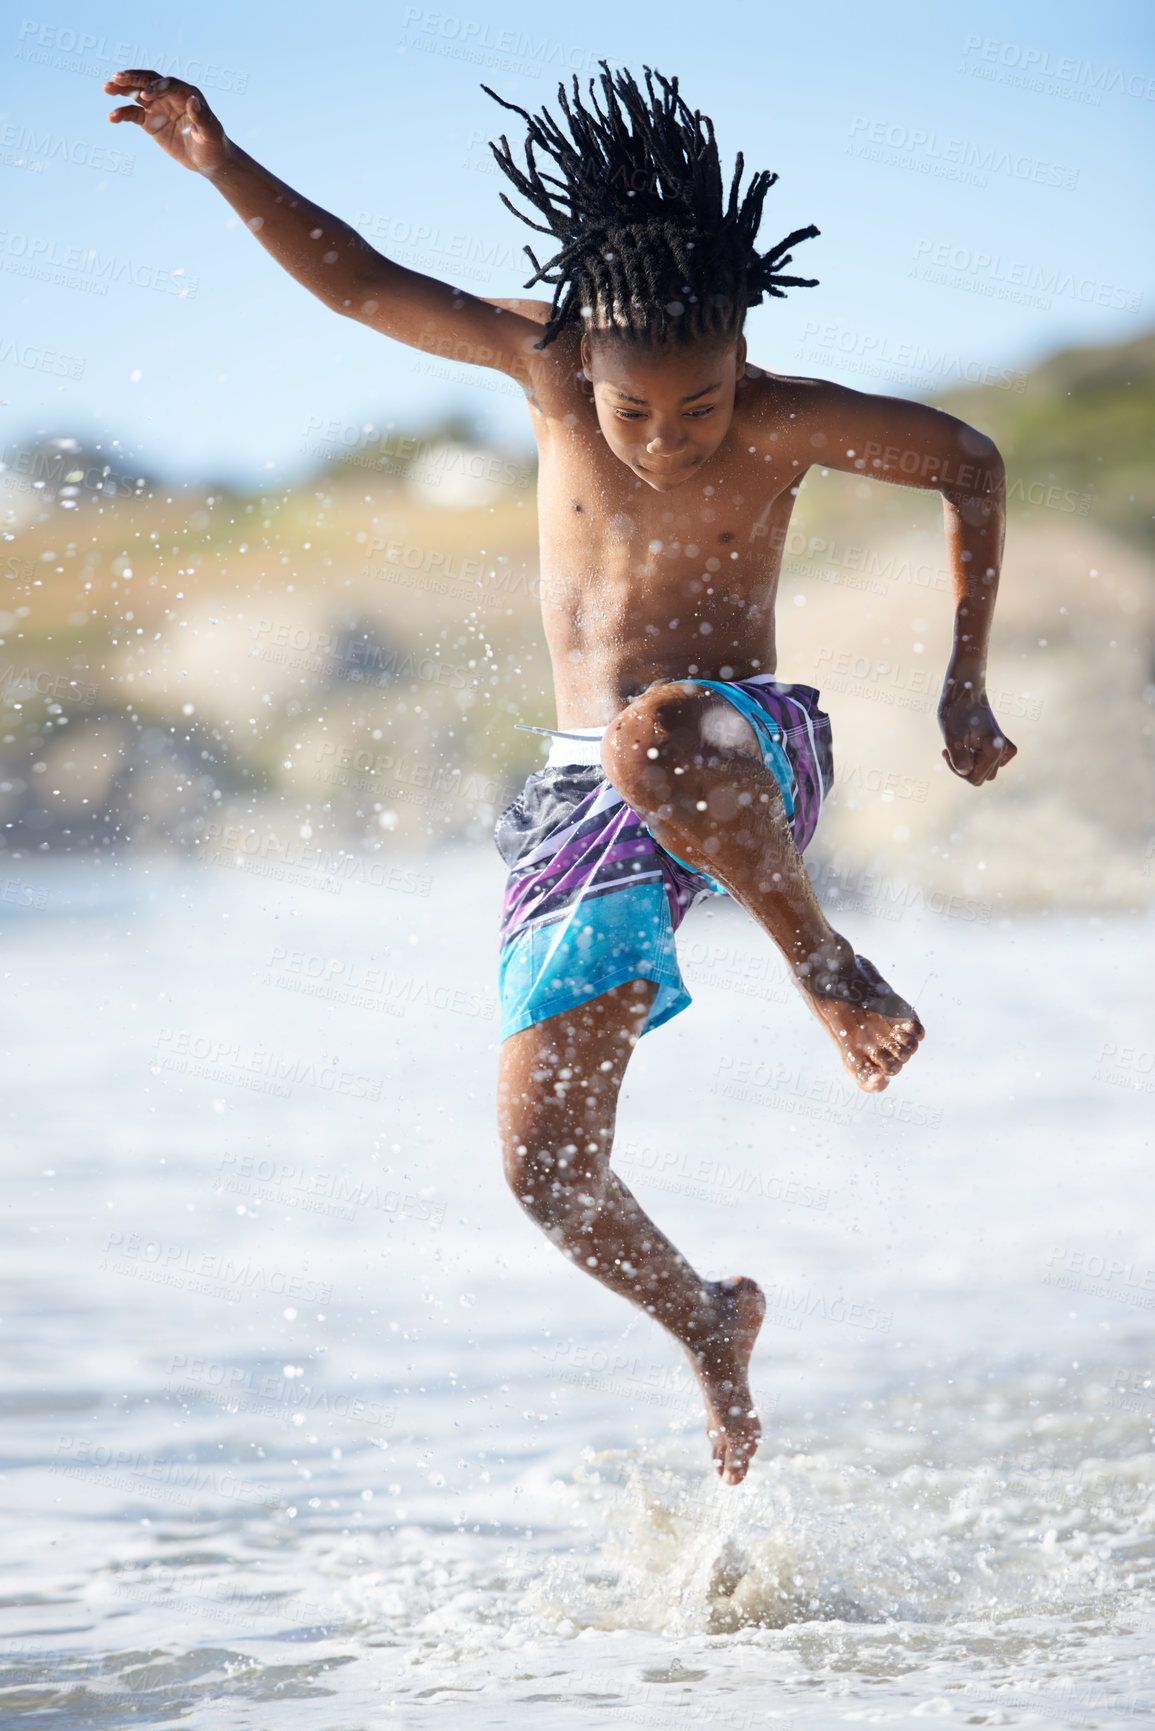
top-left (494, 677), bottom-right (833, 1042)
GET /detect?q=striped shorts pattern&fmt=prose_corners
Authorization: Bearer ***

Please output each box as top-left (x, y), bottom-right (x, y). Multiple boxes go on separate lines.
top-left (494, 678), bottom-right (833, 1041)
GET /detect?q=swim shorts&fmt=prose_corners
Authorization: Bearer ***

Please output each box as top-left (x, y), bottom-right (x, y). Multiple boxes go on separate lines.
top-left (494, 677), bottom-right (833, 1041)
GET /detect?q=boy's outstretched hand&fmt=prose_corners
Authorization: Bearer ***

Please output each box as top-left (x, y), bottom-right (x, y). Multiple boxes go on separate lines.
top-left (938, 685), bottom-right (1017, 785)
top-left (105, 71), bottom-right (230, 175)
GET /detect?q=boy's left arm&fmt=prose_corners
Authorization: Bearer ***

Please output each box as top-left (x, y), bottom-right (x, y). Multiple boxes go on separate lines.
top-left (788, 382), bottom-right (1017, 787)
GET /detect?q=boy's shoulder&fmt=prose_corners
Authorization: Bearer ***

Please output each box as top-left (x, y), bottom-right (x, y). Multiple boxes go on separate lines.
top-left (738, 365), bottom-right (927, 449)
top-left (742, 362), bottom-right (853, 417)
top-left (736, 363), bottom-right (851, 446)
top-left (480, 296), bottom-right (584, 411)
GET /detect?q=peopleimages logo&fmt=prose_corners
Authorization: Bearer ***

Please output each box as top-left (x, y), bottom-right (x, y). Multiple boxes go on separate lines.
top-left (398, 7), bottom-right (606, 78)
top-left (0, 232), bottom-right (197, 299)
top-left (848, 117), bottom-right (1078, 190)
top-left (14, 23), bottom-right (248, 91)
top-left (152, 1028), bottom-right (384, 1101)
top-left (0, 336), bottom-right (86, 378)
top-left (102, 1232), bottom-right (333, 1304)
top-left (911, 239), bottom-right (1142, 313)
top-left (797, 319), bottom-right (1026, 393)
top-left (960, 35), bottom-right (1155, 102)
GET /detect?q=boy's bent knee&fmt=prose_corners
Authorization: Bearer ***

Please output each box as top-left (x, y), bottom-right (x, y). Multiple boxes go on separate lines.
top-left (601, 683), bottom-right (765, 812)
top-left (601, 683), bottom-right (710, 803)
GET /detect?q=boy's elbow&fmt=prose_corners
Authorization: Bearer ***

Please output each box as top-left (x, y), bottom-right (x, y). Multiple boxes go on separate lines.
top-left (961, 423), bottom-right (1003, 480)
top-left (941, 424), bottom-right (1004, 504)
top-left (978, 438), bottom-right (1004, 483)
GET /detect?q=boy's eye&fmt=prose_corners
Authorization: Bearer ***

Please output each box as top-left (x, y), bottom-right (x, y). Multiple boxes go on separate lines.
top-left (687, 406), bottom-right (716, 418)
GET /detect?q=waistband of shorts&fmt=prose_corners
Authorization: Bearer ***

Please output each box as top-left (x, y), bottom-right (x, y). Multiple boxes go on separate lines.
top-left (529, 676), bottom-right (824, 769)
top-left (545, 727), bottom-right (606, 768)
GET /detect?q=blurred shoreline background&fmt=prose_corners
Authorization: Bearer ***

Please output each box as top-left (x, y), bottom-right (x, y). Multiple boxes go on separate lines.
top-left (3, 326), bottom-right (1152, 914)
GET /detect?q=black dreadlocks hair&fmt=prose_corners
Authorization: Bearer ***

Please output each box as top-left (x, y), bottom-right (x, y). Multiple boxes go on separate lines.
top-left (483, 62), bottom-right (819, 350)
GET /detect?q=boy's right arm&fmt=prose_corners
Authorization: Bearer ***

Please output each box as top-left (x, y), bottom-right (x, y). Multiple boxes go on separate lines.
top-left (105, 70), bottom-right (545, 388)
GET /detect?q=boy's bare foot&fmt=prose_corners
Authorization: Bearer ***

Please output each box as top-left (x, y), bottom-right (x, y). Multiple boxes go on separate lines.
top-left (801, 950), bottom-right (924, 1092)
top-left (683, 1276), bottom-right (766, 1485)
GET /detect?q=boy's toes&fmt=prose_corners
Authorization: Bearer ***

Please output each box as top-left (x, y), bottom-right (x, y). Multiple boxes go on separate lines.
top-left (864, 1046), bottom-right (901, 1079)
top-left (883, 1022), bottom-right (922, 1060)
top-left (721, 1439), bottom-right (753, 1485)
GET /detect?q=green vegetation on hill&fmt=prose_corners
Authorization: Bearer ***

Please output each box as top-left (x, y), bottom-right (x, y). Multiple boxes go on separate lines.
top-left (937, 328), bottom-right (1155, 554)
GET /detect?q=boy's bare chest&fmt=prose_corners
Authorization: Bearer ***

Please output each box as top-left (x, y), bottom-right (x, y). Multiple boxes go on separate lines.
top-left (535, 432), bottom-right (800, 580)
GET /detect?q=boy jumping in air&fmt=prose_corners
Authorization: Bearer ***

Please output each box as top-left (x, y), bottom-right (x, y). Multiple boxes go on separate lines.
top-left (106, 63), bottom-right (1016, 1484)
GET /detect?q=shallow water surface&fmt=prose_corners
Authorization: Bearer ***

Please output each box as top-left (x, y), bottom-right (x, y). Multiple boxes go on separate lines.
top-left (1, 853), bottom-right (1153, 1726)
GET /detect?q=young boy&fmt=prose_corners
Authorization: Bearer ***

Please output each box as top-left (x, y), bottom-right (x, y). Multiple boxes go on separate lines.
top-left (106, 62), bottom-right (1016, 1485)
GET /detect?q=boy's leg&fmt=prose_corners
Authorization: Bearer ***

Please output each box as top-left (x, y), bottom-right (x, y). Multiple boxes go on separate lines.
top-left (601, 684), bottom-right (924, 1091)
top-left (498, 979), bottom-right (765, 1485)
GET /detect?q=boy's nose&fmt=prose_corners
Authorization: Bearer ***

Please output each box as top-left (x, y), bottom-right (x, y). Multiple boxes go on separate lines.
top-left (646, 430), bottom-right (686, 454)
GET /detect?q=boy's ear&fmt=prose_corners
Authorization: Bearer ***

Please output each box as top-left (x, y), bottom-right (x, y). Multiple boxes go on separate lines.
top-left (735, 333), bottom-right (747, 381)
top-left (579, 331), bottom-right (592, 376)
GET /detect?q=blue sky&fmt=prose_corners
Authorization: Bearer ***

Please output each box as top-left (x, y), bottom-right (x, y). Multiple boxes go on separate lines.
top-left (3, 0), bottom-right (1153, 483)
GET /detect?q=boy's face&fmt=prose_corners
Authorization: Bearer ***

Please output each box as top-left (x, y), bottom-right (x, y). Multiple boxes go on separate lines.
top-left (581, 332), bottom-right (747, 493)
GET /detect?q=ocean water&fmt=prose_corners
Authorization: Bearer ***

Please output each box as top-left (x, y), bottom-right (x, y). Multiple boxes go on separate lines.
top-left (2, 849), bottom-right (1154, 1728)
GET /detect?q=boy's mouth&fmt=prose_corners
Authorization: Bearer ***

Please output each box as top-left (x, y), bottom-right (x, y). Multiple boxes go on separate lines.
top-left (637, 459), bottom-right (694, 484)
